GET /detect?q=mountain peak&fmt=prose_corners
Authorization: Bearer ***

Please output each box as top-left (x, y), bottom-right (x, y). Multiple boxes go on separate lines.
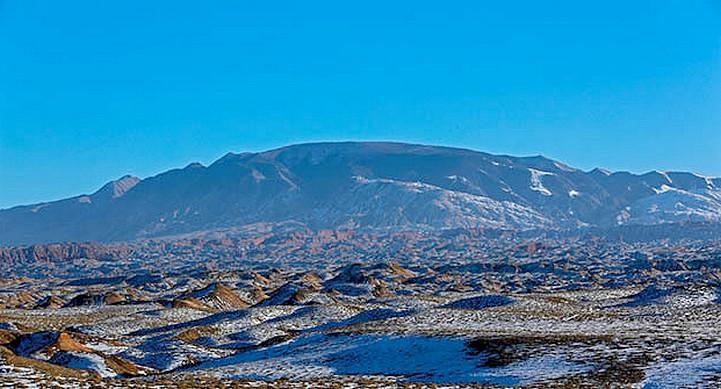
top-left (184, 162), bottom-right (205, 169)
top-left (211, 152), bottom-right (255, 166)
top-left (93, 175), bottom-right (140, 199)
top-left (588, 167), bottom-right (612, 176)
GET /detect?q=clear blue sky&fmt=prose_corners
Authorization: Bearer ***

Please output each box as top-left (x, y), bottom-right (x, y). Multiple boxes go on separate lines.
top-left (1, 1), bottom-right (720, 209)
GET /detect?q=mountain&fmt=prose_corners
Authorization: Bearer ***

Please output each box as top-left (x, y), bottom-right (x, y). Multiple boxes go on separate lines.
top-left (1, 142), bottom-right (720, 245)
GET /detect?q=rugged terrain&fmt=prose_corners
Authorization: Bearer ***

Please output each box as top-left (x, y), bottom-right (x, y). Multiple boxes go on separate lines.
top-left (2, 142), bottom-right (720, 245)
top-left (2, 142), bottom-right (721, 387)
top-left (1, 233), bottom-right (721, 387)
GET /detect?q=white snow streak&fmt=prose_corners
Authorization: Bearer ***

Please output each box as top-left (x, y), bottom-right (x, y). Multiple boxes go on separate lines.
top-left (528, 169), bottom-right (554, 196)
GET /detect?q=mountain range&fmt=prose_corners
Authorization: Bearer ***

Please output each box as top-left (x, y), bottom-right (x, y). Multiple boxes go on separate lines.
top-left (2, 141), bottom-right (720, 245)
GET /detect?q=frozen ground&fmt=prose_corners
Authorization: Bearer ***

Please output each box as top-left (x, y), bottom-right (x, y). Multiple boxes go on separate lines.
top-left (190, 333), bottom-right (590, 385)
top-left (2, 239), bottom-right (721, 387)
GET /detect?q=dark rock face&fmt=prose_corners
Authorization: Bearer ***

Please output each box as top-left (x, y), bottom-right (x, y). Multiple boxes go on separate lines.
top-left (0, 243), bottom-right (128, 264)
top-left (1, 142), bottom-right (719, 245)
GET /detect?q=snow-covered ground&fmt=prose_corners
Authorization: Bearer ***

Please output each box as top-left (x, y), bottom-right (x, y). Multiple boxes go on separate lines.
top-left (191, 333), bottom-right (590, 385)
top-left (4, 242), bottom-right (721, 386)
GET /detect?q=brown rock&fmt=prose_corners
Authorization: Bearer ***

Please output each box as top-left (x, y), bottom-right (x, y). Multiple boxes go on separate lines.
top-left (0, 329), bottom-right (18, 346)
top-left (387, 262), bottom-right (415, 279)
top-left (104, 354), bottom-right (146, 377)
top-left (204, 283), bottom-right (249, 310)
top-left (35, 295), bottom-right (65, 309)
top-left (171, 297), bottom-right (213, 312)
top-left (249, 286), bottom-right (269, 304)
top-left (103, 292), bottom-right (126, 305)
top-left (47, 332), bottom-right (95, 355)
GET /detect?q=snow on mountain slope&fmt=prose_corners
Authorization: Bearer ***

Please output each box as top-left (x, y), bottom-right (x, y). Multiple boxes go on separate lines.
top-left (309, 176), bottom-right (552, 230)
top-left (528, 169), bottom-right (555, 196)
top-left (0, 142), bottom-right (719, 244)
top-left (621, 188), bottom-right (721, 225)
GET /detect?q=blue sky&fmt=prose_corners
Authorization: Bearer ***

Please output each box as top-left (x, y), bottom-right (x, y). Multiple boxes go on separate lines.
top-left (1, 1), bottom-right (720, 208)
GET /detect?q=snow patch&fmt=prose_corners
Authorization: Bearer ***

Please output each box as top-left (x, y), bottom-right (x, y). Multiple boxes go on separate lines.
top-left (643, 355), bottom-right (721, 388)
top-left (442, 295), bottom-right (514, 310)
top-left (191, 333), bottom-right (589, 385)
top-left (656, 170), bottom-right (673, 184)
top-left (446, 175), bottom-right (470, 184)
top-left (627, 188), bottom-right (721, 224)
top-left (616, 209), bottom-right (631, 225)
top-left (49, 352), bottom-right (115, 378)
top-left (691, 173), bottom-right (718, 189)
top-left (528, 169), bottom-right (554, 196)
top-left (652, 184), bottom-right (674, 194)
top-left (553, 161), bottom-right (576, 172)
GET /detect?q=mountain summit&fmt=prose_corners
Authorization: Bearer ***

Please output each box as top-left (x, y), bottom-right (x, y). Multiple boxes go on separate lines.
top-left (1, 142), bottom-right (720, 245)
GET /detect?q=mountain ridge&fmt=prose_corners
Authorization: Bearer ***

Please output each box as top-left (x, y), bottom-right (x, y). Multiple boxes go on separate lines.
top-left (1, 141), bottom-right (719, 245)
